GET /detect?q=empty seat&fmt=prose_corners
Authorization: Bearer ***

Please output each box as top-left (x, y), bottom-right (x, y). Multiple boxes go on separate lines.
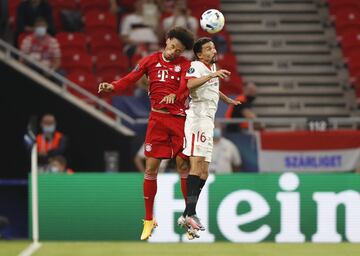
top-left (84, 11), bottom-right (117, 34)
top-left (96, 69), bottom-right (124, 83)
top-left (89, 32), bottom-right (123, 54)
top-left (62, 50), bottom-right (93, 73)
top-left (56, 32), bottom-right (87, 52)
top-left (339, 30), bottom-right (360, 57)
top-left (220, 72), bottom-right (243, 95)
top-left (66, 71), bottom-right (98, 98)
top-left (78, 0), bottom-right (109, 14)
top-left (217, 53), bottom-right (238, 72)
top-left (333, 7), bottom-right (360, 32)
top-left (328, 0), bottom-right (360, 15)
top-left (346, 50), bottom-right (360, 75)
top-left (95, 51), bottom-right (129, 73)
top-left (8, 0), bottom-right (21, 29)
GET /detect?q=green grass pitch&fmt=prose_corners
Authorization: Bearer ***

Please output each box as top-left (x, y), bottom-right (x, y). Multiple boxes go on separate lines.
top-left (1, 241), bottom-right (360, 256)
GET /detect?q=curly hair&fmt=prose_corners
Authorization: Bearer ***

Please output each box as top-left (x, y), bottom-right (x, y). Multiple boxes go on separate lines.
top-left (166, 27), bottom-right (195, 50)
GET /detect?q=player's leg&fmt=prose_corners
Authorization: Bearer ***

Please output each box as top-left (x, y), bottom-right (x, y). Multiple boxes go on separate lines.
top-left (169, 115), bottom-right (190, 214)
top-left (185, 156), bottom-right (206, 231)
top-left (183, 117), bottom-right (214, 233)
top-left (140, 112), bottom-right (172, 240)
top-left (141, 157), bottom-right (160, 240)
top-left (176, 155), bottom-right (189, 207)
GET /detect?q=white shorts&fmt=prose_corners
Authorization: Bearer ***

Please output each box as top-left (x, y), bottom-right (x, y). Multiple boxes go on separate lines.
top-left (183, 116), bottom-right (214, 162)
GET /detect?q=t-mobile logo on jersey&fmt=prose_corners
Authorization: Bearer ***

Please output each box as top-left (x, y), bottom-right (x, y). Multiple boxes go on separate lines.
top-left (157, 70), bottom-right (169, 81)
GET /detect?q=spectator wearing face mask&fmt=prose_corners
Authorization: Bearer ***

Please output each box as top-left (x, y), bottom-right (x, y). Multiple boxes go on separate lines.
top-left (208, 125), bottom-right (242, 174)
top-left (35, 114), bottom-right (67, 169)
top-left (15, 0), bottom-right (55, 45)
top-left (225, 82), bottom-right (261, 132)
top-left (20, 17), bottom-right (61, 73)
top-left (48, 155), bottom-right (74, 174)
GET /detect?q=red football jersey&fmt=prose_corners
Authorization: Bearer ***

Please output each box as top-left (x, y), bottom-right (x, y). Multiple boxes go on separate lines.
top-left (111, 52), bottom-right (190, 115)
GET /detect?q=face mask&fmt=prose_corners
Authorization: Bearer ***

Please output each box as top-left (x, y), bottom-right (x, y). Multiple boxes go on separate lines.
top-left (43, 124), bottom-right (55, 134)
top-left (49, 165), bottom-right (60, 173)
top-left (213, 128), bottom-right (222, 139)
top-left (35, 26), bottom-right (46, 37)
top-left (247, 96), bottom-right (256, 102)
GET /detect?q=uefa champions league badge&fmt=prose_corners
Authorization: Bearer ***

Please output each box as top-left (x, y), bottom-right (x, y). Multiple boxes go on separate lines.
top-left (187, 67), bottom-right (195, 74)
top-left (145, 143), bottom-right (152, 152)
top-left (174, 65), bottom-right (181, 72)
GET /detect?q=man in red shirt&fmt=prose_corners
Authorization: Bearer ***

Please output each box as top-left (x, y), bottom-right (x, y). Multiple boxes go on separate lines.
top-left (98, 27), bottom-right (194, 240)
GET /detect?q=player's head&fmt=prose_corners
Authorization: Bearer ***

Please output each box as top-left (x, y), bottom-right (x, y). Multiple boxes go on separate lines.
top-left (164, 27), bottom-right (194, 61)
top-left (193, 37), bottom-right (217, 64)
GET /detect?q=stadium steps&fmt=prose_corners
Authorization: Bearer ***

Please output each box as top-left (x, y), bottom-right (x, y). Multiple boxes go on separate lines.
top-left (221, 0), bottom-right (357, 121)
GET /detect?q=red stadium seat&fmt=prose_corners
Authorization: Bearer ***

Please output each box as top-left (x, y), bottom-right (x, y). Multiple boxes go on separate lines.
top-left (328, 0), bottom-right (360, 15)
top-left (220, 72), bottom-right (244, 95)
top-left (84, 11), bottom-right (117, 34)
top-left (66, 71), bottom-right (98, 101)
top-left (95, 51), bottom-right (129, 73)
top-left (89, 32), bottom-right (123, 54)
top-left (336, 26), bottom-right (360, 38)
top-left (217, 53), bottom-right (238, 72)
top-left (339, 30), bottom-right (360, 58)
top-left (62, 50), bottom-right (93, 73)
top-left (188, 0), bottom-right (220, 18)
top-left (346, 50), bottom-right (360, 75)
top-left (8, 0), bottom-right (21, 29)
top-left (96, 69), bottom-right (124, 83)
top-left (78, 0), bottom-right (110, 14)
top-left (56, 32), bottom-right (87, 52)
top-left (333, 7), bottom-right (360, 33)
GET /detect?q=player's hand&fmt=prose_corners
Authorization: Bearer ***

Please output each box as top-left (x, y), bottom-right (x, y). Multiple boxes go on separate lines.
top-left (212, 69), bottom-right (231, 79)
top-left (98, 82), bottom-right (114, 93)
top-left (160, 93), bottom-right (176, 104)
top-left (225, 97), bottom-right (241, 105)
top-left (230, 99), bottom-right (241, 105)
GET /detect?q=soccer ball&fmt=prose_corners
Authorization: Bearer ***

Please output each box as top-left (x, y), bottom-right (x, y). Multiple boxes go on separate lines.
top-left (200, 9), bottom-right (225, 34)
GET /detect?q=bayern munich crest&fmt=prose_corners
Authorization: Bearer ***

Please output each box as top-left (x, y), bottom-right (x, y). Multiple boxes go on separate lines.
top-left (145, 143), bottom-right (152, 152)
top-left (174, 65), bottom-right (181, 72)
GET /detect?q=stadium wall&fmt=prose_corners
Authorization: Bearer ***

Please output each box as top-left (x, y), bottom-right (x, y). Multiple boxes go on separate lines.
top-left (30, 173), bottom-right (360, 243)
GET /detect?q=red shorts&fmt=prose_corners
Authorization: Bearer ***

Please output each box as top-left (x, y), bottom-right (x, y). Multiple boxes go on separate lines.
top-left (144, 111), bottom-right (186, 159)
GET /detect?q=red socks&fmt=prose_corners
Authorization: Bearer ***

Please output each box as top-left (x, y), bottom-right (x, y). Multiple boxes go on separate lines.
top-left (180, 173), bottom-right (188, 203)
top-left (143, 173), bottom-right (157, 220)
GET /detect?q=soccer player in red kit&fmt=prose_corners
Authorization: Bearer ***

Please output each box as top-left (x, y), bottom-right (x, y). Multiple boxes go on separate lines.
top-left (98, 27), bottom-right (194, 240)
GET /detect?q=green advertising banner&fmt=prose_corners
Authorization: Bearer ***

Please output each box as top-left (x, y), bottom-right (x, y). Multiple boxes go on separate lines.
top-left (30, 173), bottom-right (360, 242)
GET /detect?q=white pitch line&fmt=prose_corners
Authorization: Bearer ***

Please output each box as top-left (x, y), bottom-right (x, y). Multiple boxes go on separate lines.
top-left (18, 242), bottom-right (42, 256)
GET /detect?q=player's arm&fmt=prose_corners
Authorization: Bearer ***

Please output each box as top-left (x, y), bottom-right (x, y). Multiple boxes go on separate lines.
top-left (219, 91), bottom-right (241, 105)
top-left (98, 58), bottom-right (149, 94)
top-left (187, 69), bottom-right (231, 90)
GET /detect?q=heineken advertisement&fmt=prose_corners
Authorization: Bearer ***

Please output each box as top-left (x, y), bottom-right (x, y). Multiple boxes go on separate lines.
top-left (30, 173), bottom-right (360, 242)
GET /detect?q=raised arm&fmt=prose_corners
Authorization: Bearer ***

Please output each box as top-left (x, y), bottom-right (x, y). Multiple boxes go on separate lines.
top-left (187, 69), bottom-right (231, 90)
top-left (98, 57), bottom-right (149, 94)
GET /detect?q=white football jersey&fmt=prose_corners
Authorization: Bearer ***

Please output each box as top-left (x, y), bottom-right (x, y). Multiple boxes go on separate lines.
top-left (185, 61), bottom-right (219, 119)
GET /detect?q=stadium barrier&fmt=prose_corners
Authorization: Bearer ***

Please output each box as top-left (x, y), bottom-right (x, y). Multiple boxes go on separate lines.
top-left (30, 172), bottom-right (360, 243)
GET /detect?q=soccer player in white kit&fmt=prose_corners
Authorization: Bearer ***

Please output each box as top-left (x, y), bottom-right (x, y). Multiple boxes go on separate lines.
top-left (178, 37), bottom-right (241, 238)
